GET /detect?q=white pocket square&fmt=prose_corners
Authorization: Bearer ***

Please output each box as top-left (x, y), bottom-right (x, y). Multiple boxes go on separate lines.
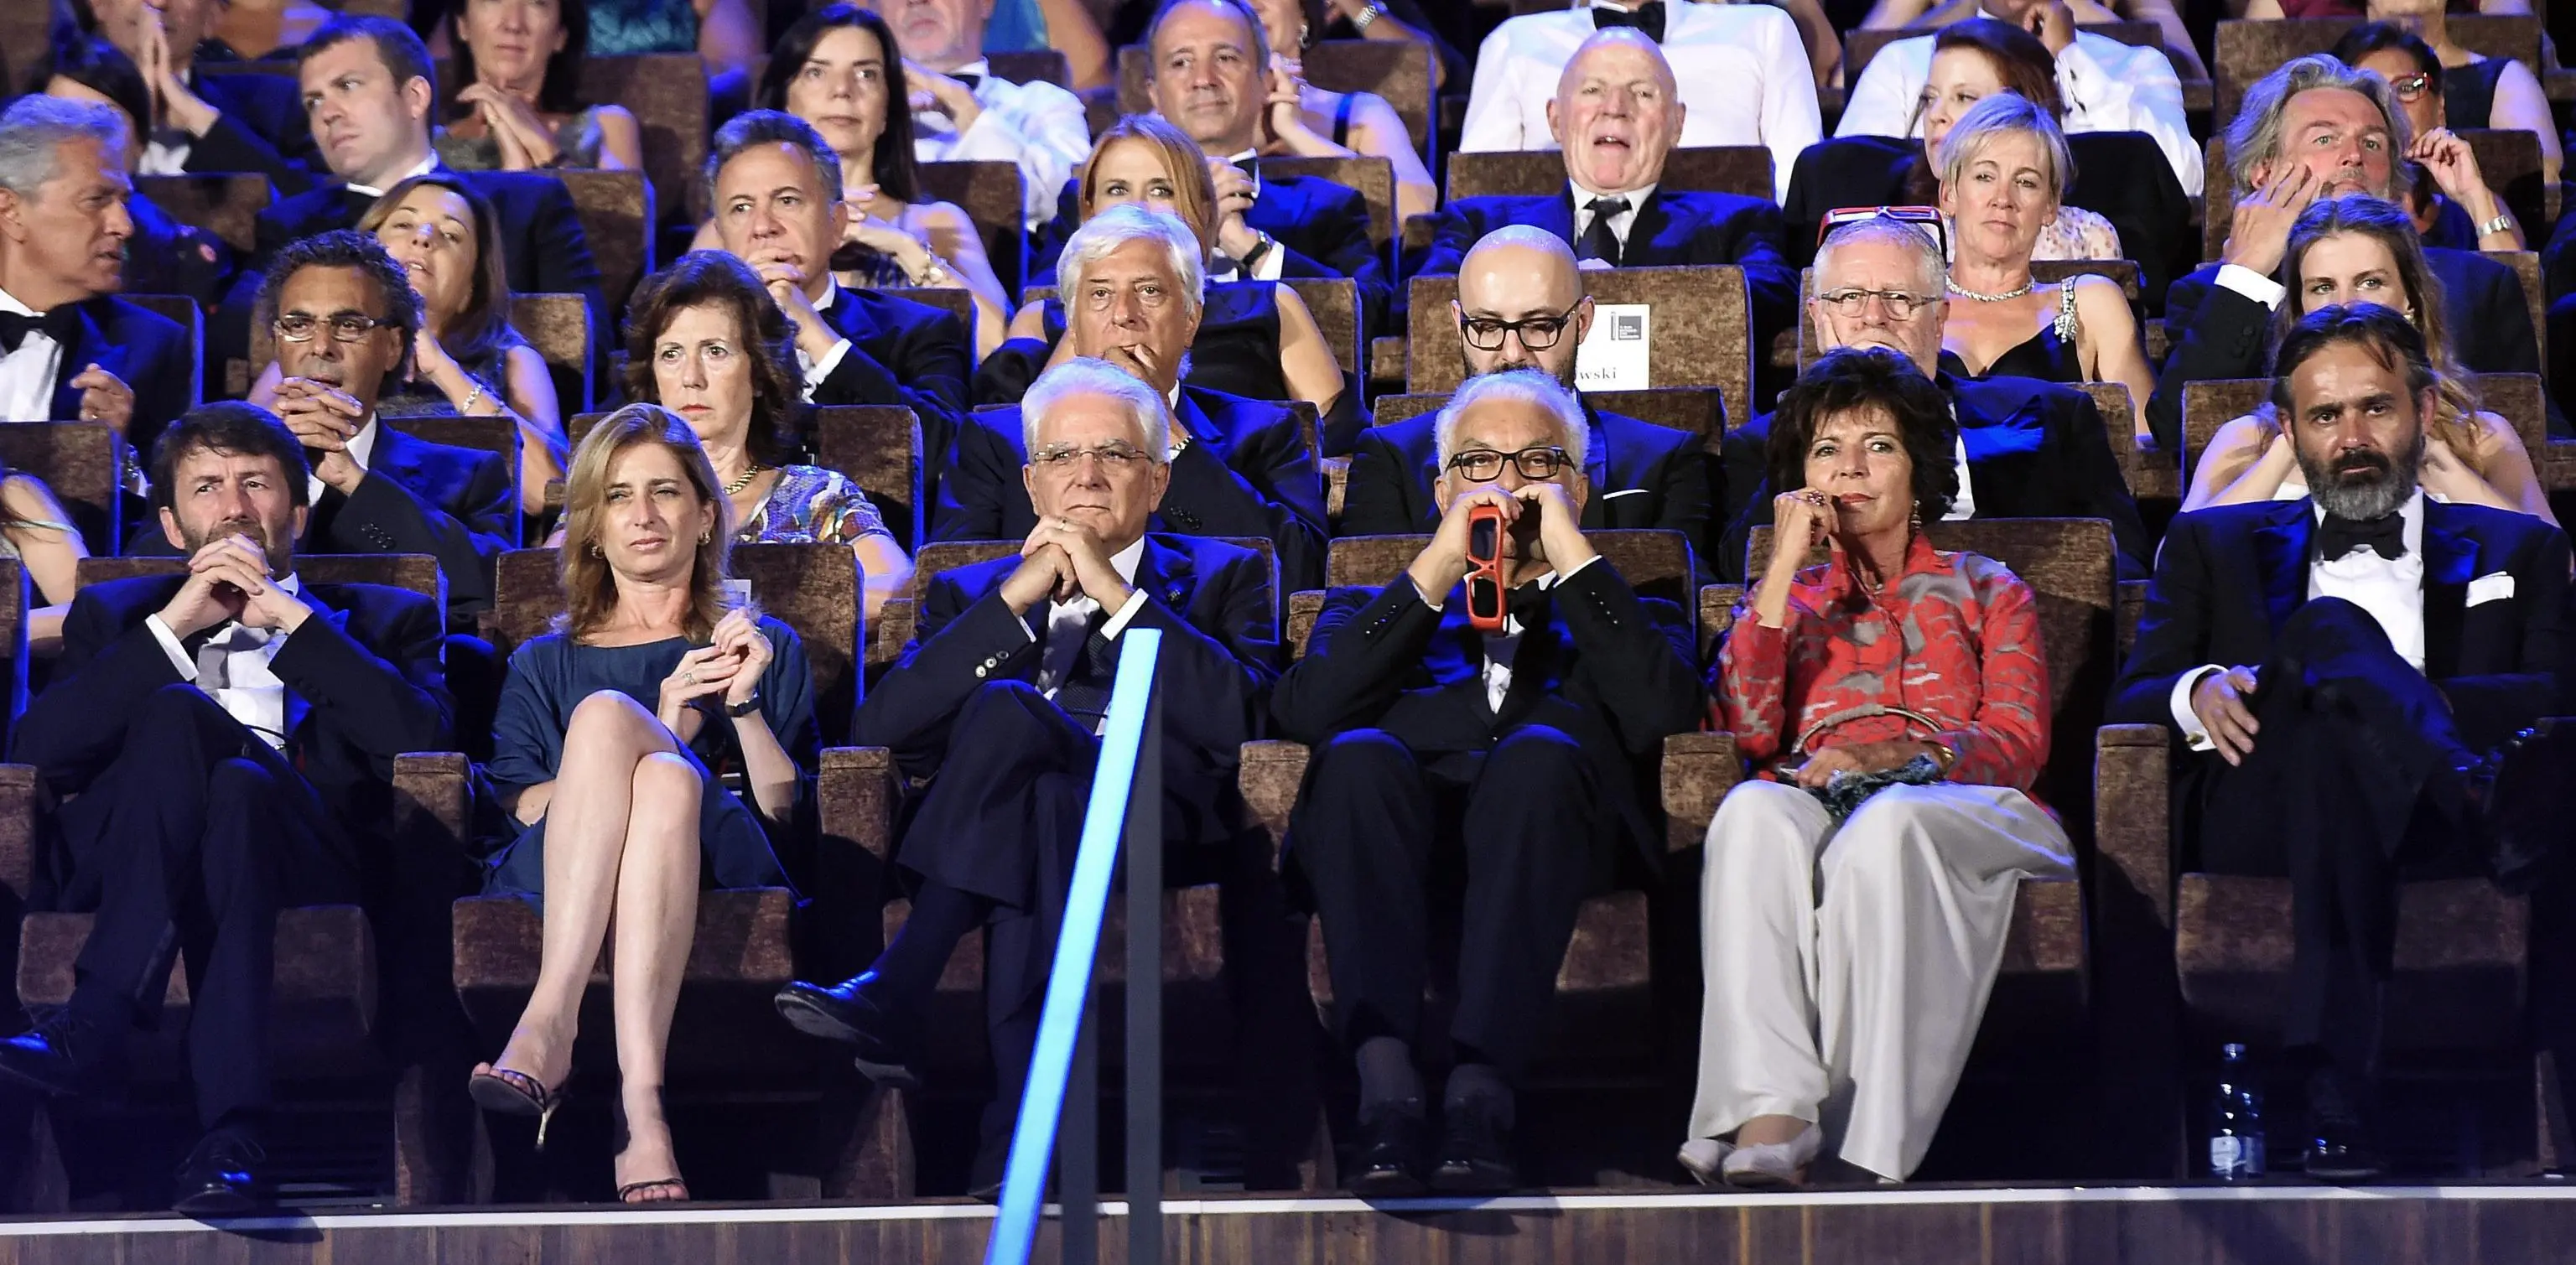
top-left (1599, 488), bottom-right (1649, 499)
top-left (2468, 573), bottom-right (2516, 606)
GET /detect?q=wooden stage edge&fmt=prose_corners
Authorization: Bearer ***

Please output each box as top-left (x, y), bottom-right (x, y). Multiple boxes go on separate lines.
top-left (13, 1185), bottom-right (2576, 1262)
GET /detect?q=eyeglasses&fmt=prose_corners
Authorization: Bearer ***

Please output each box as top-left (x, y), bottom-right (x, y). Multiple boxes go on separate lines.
top-left (1818, 205), bottom-right (1949, 259)
top-left (273, 312), bottom-right (398, 343)
top-left (1031, 441), bottom-right (1151, 471)
top-left (1445, 445), bottom-right (1572, 481)
top-left (1458, 307), bottom-right (1579, 351)
top-left (1815, 288), bottom-right (1940, 320)
top-left (2386, 72), bottom-right (2433, 102)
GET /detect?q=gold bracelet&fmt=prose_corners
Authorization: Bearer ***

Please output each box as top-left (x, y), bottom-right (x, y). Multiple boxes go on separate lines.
top-left (1925, 739), bottom-right (1960, 775)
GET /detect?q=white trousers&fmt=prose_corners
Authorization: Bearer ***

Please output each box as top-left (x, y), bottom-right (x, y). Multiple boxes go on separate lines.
top-left (1685, 780), bottom-right (2075, 1180)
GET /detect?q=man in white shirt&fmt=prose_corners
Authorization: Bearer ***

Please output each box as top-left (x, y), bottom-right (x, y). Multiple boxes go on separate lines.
top-left (872, 0), bottom-right (1091, 229)
top-left (777, 358), bottom-right (1279, 1197)
top-left (1460, 0), bottom-right (1821, 204)
top-left (2113, 303), bottom-right (2576, 1185)
top-left (1835, 1), bottom-right (2199, 196)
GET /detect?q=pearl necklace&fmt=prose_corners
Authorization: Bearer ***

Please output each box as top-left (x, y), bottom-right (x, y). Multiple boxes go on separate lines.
top-left (1945, 276), bottom-right (2034, 303)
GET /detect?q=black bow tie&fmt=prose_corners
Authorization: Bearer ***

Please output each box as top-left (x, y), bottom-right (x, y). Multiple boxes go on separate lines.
top-left (1592, 0), bottom-right (1666, 42)
top-left (0, 307), bottom-right (77, 355)
top-left (2318, 511), bottom-right (2407, 562)
top-left (950, 71), bottom-right (984, 90)
top-left (1508, 582), bottom-right (1553, 625)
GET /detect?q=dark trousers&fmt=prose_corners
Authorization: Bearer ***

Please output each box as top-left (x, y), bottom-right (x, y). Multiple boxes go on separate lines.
top-left (2193, 598), bottom-right (2482, 1078)
top-left (58, 685), bottom-right (356, 1130)
top-left (1291, 724), bottom-right (1599, 1082)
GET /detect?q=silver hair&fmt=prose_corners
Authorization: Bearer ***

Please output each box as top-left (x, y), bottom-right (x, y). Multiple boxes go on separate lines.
top-left (1935, 91), bottom-right (2075, 204)
top-left (1022, 356), bottom-right (1175, 459)
top-left (1147, 0), bottom-right (1271, 78)
top-left (1813, 215), bottom-right (1945, 299)
top-left (1434, 369), bottom-right (1590, 471)
top-left (704, 109), bottom-right (844, 215)
top-left (1054, 201), bottom-right (1207, 317)
top-left (2225, 54), bottom-right (2409, 198)
top-left (0, 96), bottom-right (127, 200)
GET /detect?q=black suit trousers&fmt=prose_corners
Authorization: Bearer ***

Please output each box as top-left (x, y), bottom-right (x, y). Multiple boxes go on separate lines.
top-left (1293, 724), bottom-right (1599, 1082)
top-left (60, 685), bottom-right (355, 1128)
top-left (2193, 599), bottom-right (2482, 1072)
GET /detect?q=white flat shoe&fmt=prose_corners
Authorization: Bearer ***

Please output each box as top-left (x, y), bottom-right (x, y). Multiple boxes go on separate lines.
top-left (1721, 1122), bottom-right (1822, 1189)
top-left (1676, 1138), bottom-right (1733, 1186)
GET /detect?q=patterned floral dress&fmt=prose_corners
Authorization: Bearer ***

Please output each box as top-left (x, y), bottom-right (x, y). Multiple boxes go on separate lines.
top-left (740, 464), bottom-right (895, 546)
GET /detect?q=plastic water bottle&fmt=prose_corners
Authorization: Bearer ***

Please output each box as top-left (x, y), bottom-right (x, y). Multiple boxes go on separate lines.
top-left (2209, 1043), bottom-right (2266, 1180)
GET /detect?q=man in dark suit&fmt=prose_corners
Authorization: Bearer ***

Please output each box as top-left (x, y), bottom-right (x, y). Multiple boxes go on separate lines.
top-left (775, 360), bottom-right (1278, 1195)
top-left (1344, 228), bottom-right (1715, 578)
top-left (937, 204), bottom-right (1328, 593)
top-left (1276, 368), bottom-right (1701, 1195)
top-left (1411, 29), bottom-right (1796, 399)
top-left (703, 110), bottom-right (970, 470)
top-left (142, 232), bottom-right (513, 634)
top-left (1718, 215), bottom-right (2151, 582)
top-left (83, 0), bottom-right (323, 194)
top-left (210, 17), bottom-right (605, 392)
top-left (2149, 57), bottom-right (2546, 448)
top-left (1132, 0), bottom-right (1389, 324)
top-left (0, 402), bottom-right (453, 1215)
top-left (0, 95), bottom-right (195, 459)
top-left (2112, 304), bottom-right (2576, 1182)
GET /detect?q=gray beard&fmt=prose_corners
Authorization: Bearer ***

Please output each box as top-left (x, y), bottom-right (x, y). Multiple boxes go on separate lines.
top-left (2298, 433), bottom-right (2423, 521)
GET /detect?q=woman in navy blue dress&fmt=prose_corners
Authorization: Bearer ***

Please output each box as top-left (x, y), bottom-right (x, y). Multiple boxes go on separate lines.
top-left (467, 403), bottom-right (818, 1204)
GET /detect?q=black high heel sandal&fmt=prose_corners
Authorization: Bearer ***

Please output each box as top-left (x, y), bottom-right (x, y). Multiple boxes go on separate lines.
top-left (611, 1087), bottom-right (690, 1205)
top-left (468, 1064), bottom-right (573, 1151)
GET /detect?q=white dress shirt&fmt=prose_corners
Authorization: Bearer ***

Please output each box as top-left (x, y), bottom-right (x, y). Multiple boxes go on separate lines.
top-left (140, 127), bottom-right (195, 179)
top-left (1414, 554), bottom-right (1602, 712)
top-left (1022, 536), bottom-right (1150, 732)
top-left (1946, 428), bottom-right (1977, 521)
top-left (0, 288), bottom-right (65, 424)
top-left (1834, 13), bottom-right (2201, 197)
top-left (797, 279), bottom-right (857, 397)
top-left (1461, 2), bottom-right (1821, 204)
top-left (312, 416), bottom-right (382, 504)
top-left (2213, 262), bottom-right (2288, 312)
top-left (348, 154), bottom-right (439, 200)
top-left (1206, 151), bottom-right (1287, 283)
top-left (912, 60), bottom-right (1092, 230)
top-left (2169, 491), bottom-right (2427, 749)
top-left (1573, 179), bottom-right (1655, 255)
top-left (145, 572), bottom-right (308, 751)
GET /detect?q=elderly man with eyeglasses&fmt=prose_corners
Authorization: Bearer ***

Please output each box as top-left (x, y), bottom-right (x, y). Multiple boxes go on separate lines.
top-left (776, 356), bottom-right (1280, 1199)
top-left (934, 203), bottom-right (1327, 592)
top-left (1344, 227), bottom-right (1716, 580)
top-left (1274, 366), bottom-right (1702, 1195)
top-left (1715, 213), bottom-right (2150, 583)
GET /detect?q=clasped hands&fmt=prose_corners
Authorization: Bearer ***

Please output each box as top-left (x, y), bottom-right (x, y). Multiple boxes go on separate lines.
top-left (657, 609), bottom-right (773, 730)
top-left (1000, 516), bottom-right (1135, 616)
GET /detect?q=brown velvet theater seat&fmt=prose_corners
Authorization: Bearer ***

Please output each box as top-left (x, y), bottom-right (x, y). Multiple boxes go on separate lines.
top-left (1408, 267), bottom-right (1755, 438)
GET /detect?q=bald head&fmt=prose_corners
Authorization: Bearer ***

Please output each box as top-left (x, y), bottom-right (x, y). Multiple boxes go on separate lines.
top-left (1455, 227), bottom-right (1592, 386)
top-left (1546, 29), bottom-right (1684, 197)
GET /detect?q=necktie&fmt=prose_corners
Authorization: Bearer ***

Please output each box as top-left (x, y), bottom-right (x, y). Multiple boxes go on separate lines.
top-left (0, 308), bottom-right (77, 355)
top-left (1233, 156), bottom-right (1260, 182)
top-left (1576, 196), bottom-right (1629, 267)
top-left (951, 72), bottom-right (984, 90)
top-left (1051, 609), bottom-right (1118, 726)
top-left (2318, 511), bottom-right (2407, 562)
top-left (1592, 0), bottom-right (1667, 43)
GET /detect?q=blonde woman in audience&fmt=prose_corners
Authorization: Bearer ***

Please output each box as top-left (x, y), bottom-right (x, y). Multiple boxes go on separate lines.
top-left (1239, 0), bottom-right (1437, 223)
top-left (1935, 93), bottom-right (2155, 437)
top-left (437, 0), bottom-right (646, 173)
top-left (470, 403), bottom-right (818, 1205)
top-left (616, 252), bottom-right (915, 621)
top-left (736, 3), bottom-right (1013, 356)
top-left (2183, 195), bottom-right (2550, 524)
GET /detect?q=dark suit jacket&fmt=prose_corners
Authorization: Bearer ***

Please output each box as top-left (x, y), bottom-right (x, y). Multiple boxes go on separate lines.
top-left (126, 191), bottom-right (233, 308)
top-left (1270, 558), bottom-right (1703, 872)
top-left (2149, 250), bottom-right (2545, 448)
top-left (2111, 496), bottom-right (2573, 755)
top-left (1339, 397), bottom-right (1717, 581)
top-left (130, 423), bottom-right (515, 625)
top-left (13, 574), bottom-right (452, 902)
top-left (1781, 136), bottom-right (1915, 268)
top-left (184, 69), bottom-right (325, 196)
top-left (932, 384), bottom-right (1329, 594)
top-left (810, 283), bottom-right (970, 481)
top-left (1718, 372), bottom-right (2153, 583)
top-left (1034, 172), bottom-right (1391, 332)
top-left (43, 296), bottom-right (195, 459)
top-left (854, 532), bottom-right (1278, 844)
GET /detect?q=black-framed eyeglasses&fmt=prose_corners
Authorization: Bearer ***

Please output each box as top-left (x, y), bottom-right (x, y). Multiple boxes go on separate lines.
top-left (1458, 307), bottom-right (1580, 351)
top-left (2386, 72), bottom-right (2433, 102)
top-left (273, 312), bottom-right (399, 343)
top-left (1815, 288), bottom-right (1940, 320)
top-left (1445, 445), bottom-right (1571, 481)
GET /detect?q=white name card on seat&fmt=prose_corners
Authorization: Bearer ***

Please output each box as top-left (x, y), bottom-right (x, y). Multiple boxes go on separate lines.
top-left (1575, 303), bottom-right (1651, 391)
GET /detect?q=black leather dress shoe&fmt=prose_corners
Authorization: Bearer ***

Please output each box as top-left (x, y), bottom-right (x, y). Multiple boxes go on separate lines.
top-left (1347, 1106), bottom-right (1428, 1198)
top-left (0, 1010), bottom-right (106, 1098)
top-left (172, 1129), bottom-right (265, 1217)
top-left (2471, 723), bottom-right (2576, 895)
top-left (773, 973), bottom-right (917, 1086)
top-left (1430, 1099), bottom-right (1517, 1195)
top-left (2302, 1068), bottom-right (2386, 1183)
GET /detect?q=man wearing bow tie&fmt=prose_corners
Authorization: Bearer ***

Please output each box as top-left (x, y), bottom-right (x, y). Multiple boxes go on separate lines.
top-left (0, 402), bottom-right (451, 1214)
top-left (0, 96), bottom-right (193, 453)
top-left (1460, 0), bottom-right (1820, 205)
top-left (1274, 369), bottom-right (1701, 1195)
top-left (876, 0), bottom-right (1092, 231)
top-left (2114, 303), bottom-right (2576, 1182)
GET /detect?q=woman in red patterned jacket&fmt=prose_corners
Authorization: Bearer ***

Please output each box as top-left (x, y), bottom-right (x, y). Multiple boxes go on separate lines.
top-left (1678, 347), bottom-right (2074, 1189)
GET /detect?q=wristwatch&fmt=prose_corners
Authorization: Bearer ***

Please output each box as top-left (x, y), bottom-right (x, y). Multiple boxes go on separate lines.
top-left (1241, 231), bottom-right (1277, 271)
top-left (1351, 0), bottom-right (1387, 29)
top-left (725, 692), bottom-right (763, 718)
top-left (2480, 212), bottom-right (2515, 238)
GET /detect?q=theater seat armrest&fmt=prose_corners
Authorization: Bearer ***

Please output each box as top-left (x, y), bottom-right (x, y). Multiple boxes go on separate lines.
top-left (392, 752), bottom-right (471, 842)
top-left (1322, 456), bottom-right (1350, 524)
top-left (821, 746), bottom-right (899, 863)
top-left (2094, 723), bottom-right (2174, 930)
top-left (1661, 731), bottom-right (1740, 853)
top-left (2116, 580), bottom-right (2149, 659)
top-left (0, 763), bottom-right (36, 905)
top-left (1239, 739), bottom-right (1310, 871)
top-left (874, 597), bottom-right (917, 671)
